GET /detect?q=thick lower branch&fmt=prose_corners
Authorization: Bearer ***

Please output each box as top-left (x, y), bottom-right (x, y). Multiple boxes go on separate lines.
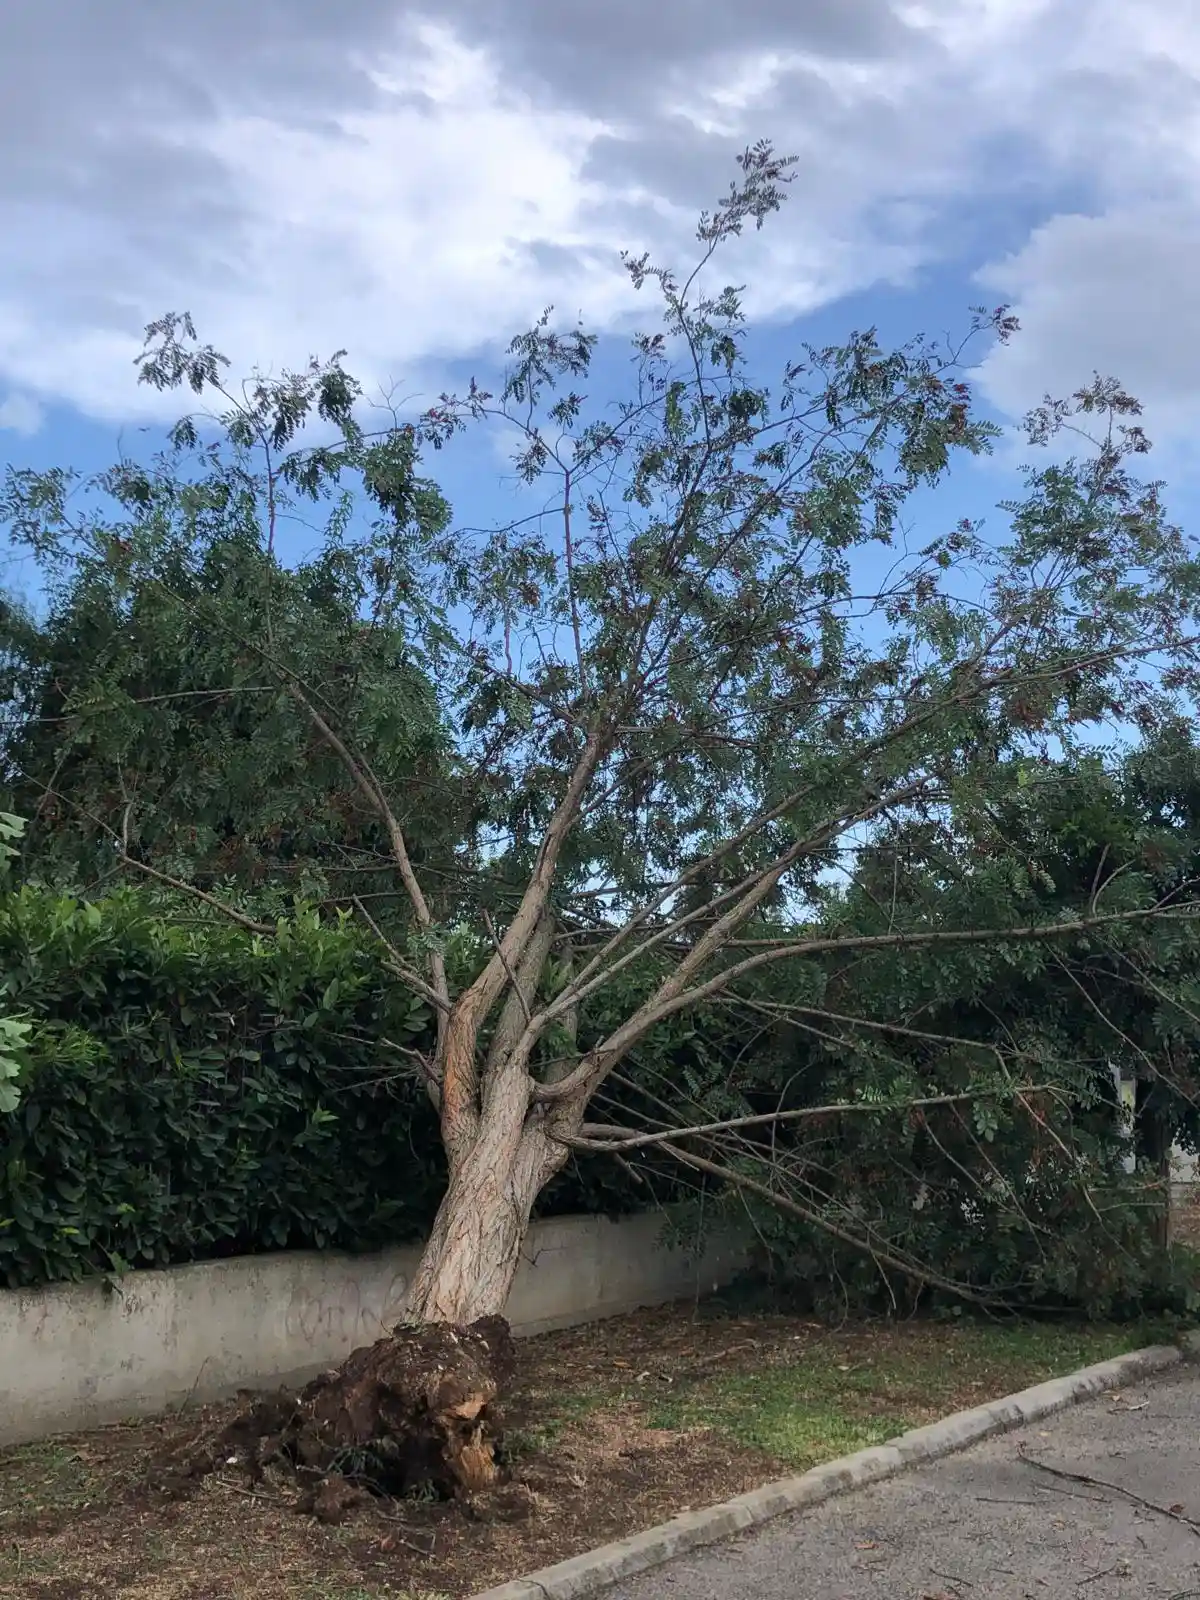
top-left (535, 902), bottom-right (1193, 1108)
top-left (563, 1084), bottom-right (1056, 1154)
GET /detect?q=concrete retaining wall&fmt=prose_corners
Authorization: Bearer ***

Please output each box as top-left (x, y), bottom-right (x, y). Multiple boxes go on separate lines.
top-left (0, 1213), bottom-right (747, 1449)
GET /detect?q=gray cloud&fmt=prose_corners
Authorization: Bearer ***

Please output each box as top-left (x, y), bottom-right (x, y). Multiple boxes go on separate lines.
top-left (0, 0), bottom-right (1198, 437)
top-left (0, 1), bottom-right (403, 268)
top-left (446, 0), bottom-right (911, 113)
top-left (0, 0), bottom-right (910, 206)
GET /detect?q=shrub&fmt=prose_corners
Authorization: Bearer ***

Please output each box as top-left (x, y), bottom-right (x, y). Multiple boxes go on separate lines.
top-left (0, 888), bottom-right (448, 1286)
top-left (0, 887), bottom-right (662, 1289)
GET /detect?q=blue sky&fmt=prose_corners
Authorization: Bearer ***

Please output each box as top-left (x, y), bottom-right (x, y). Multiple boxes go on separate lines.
top-left (2, 0), bottom-right (1199, 599)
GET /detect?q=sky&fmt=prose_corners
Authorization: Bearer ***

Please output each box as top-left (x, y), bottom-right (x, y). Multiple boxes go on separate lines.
top-left (1, 0), bottom-right (1199, 591)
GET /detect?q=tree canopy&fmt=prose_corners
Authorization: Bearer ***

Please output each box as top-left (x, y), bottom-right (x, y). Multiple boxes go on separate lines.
top-left (0, 374), bottom-right (467, 916)
top-left (3, 141), bottom-right (1199, 1324)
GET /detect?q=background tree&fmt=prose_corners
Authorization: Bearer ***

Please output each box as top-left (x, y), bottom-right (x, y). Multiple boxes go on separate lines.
top-left (702, 745), bottom-right (1200, 1317)
top-left (4, 142), bottom-right (1199, 1331)
top-left (0, 391), bottom-right (468, 919)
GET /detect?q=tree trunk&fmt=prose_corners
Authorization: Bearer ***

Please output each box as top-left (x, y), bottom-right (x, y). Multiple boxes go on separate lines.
top-left (1134, 1073), bottom-right (1172, 1255)
top-left (200, 936), bottom-right (584, 1516)
top-left (404, 1115), bottom-right (568, 1324)
top-left (190, 1112), bottom-right (572, 1518)
top-left (408, 911), bottom-right (572, 1325)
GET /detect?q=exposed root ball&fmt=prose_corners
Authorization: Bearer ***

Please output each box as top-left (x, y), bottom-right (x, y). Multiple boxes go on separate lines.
top-left (158, 1316), bottom-right (517, 1514)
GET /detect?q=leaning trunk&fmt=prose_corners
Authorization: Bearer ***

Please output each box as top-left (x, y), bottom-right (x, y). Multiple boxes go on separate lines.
top-left (209, 931), bottom-right (582, 1515)
top-left (404, 1117), bottom-right (568, 1324)
top-left (195, 1116), bottom-right (572, 1516)
top-left (407, 906), bottom-right (570, 1325)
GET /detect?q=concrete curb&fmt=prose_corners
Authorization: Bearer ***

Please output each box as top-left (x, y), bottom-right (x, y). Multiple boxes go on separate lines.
top-left (470, 1342), bottom-right (1186, 1600)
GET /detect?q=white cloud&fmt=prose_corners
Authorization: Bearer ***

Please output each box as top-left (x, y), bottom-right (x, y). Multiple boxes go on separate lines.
top-left (0, 392), bottom-right (45, 437)
top-left (959, 1), bottom-right (1200, 460)
top-left (0, 0), bottom-right (1198, 448)
top-left (180, 24), bottom-right (638, 384)
top-left (0, 15), bottom-right (940, 421)
top-left (973, 209), bottom-right (1200, 437)
top-left (0, 20), bottom-right (626, 424)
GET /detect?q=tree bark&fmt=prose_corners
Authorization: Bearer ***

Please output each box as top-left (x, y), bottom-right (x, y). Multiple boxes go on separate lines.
top-left (403, 1115), bottom-right (568, 1324)
top-left (404, 908), bottom-right (568, 1324)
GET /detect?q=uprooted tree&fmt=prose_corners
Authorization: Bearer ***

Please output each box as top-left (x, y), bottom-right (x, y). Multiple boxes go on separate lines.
top-left (5, 141), bottom-right (1200, 1491)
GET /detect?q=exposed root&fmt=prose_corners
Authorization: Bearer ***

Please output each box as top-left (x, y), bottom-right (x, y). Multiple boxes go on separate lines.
top-left (149, 1316), bottom-right (517, 1520)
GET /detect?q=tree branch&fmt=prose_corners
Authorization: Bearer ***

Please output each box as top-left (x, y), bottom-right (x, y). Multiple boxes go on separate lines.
top-left (536, 898), bottom-right (1197, 1106)
top-left (118, 853), bottom-right (276, 934)
top-left (562, 1084), bottom-right (1056, 1154)
top-left (633, 1135), bottom-right (1001, 1307)
top-left (351, 896), bottom-right (451, 1017)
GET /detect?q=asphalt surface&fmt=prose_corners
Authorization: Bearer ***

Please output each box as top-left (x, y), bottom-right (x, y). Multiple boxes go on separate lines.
top-left (609, 1363), bottom-right (1200, 1600)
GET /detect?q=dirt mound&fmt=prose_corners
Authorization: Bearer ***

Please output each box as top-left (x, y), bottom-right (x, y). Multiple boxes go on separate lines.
top-left (150, 1315), bottom-right (517, 1518)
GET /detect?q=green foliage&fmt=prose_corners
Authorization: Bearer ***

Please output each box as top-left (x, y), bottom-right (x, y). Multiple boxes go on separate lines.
top-left (4, 142), bottom-right (1200, 1320)
top-left (0, 885), bottom-right (446, 1287)
top-left (0, 810), bottom-right (22, 868)
top-left (0, 361), bottom-right (465, 919)
top-left (735, 1120), bottom-right (1194, 1321)
top-left (697, 747), bottom-right (1200, 1320)
top-left (0, 810), bottom-right (30, 1113)
top-left (0, 884), bottom-right (705, 1289)
top-left (6, 145), bottom-right (1197, 954)
top-left (0, 1015), bottom-right (30, 1118)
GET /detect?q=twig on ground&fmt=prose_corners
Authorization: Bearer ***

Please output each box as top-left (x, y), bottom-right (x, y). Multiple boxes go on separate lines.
top-left (370, 1504), bottom-right (438, 1555)
top-left (1029, 1479), bottom-right (1108, 1503)
top-left (1078, 1564), bottom-right (1128, 1588)
top-left (689, 1340), bottom-right (761, 1369)
top-left (211, 1479), bottom-right (281, 1504)
top-left (1019, 1453), bottom-right (1200, 1537)
top-left (929, 1566), bottom-right (974, 1588)
top-left (174, 1359), bottom-right (211, 1416)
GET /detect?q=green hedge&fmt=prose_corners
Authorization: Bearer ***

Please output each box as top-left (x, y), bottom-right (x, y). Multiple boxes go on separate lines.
top-left (0, 888), bottom-right (657, 1290)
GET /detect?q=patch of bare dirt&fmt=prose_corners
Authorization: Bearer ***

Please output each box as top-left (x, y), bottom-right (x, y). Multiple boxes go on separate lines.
top-left (0, 1303), bottom-right (1153, 1600)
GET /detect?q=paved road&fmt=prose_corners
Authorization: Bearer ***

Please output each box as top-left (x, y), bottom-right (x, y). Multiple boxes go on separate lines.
top-left (611, 1364), bottom-right (1200, 1600)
